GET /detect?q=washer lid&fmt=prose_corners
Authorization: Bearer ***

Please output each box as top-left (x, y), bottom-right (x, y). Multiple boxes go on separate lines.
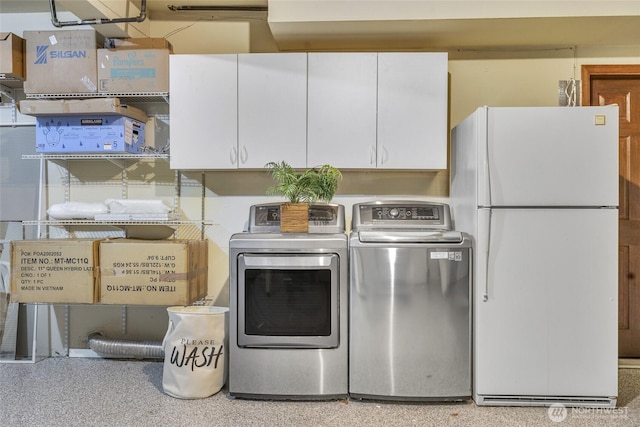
top-left (357, 230), bottom-right (464, 243)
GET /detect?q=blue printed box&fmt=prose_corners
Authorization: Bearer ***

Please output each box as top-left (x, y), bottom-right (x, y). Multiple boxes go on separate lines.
top-left (98, 48), bottom-right (169, 93)
top-left (36, 115), bottom-right (145, 153)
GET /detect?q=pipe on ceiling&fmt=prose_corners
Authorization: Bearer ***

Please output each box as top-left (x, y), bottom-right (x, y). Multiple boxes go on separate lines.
top-left (49, 0), bottom-right (147, 27)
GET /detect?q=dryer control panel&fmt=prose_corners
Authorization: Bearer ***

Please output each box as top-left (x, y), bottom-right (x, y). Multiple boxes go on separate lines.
top-left (248, 203), bottom-right (345, 234)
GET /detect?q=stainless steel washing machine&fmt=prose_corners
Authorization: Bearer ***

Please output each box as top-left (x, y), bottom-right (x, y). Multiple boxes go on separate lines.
top-left (229, 203), bottom-right (348, 400)
top-left (349, 201), bottom-right (472, 401)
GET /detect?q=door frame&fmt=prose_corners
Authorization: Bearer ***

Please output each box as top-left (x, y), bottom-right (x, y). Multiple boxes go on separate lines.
top-left (581, 64), bottom-right (640, 105)
top-left (582, 63), bottom-right (640, 358)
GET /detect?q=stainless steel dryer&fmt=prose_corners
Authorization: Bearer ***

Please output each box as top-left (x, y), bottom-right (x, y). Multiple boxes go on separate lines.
top-left (229, 203), bottom-right (348, 400)
top-left (349, 201), bottom-right (472, 401)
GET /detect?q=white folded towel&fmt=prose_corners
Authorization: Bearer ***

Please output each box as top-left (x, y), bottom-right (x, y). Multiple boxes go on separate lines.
top-left (104, 199), bottom-right (171, 214)
top-left (47, 201), bottom-right (109, 220)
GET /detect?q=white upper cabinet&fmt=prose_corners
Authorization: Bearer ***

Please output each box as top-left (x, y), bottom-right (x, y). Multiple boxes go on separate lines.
top-left (170, 52), bottom-right (448, 170)
top-left (238, 53), bottom-right (307, 169)
top-left (170, 54), bottom-right (238, 170)
top-left (307, 53), bottom-right (378, 168)
top-left (308, 52), bottom-right (448, 170)
top-left (377, 52), bottom-right (448, 170)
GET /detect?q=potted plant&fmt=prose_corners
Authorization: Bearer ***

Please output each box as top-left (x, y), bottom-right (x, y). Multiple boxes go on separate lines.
top-left (265, 161), bottom-right (342, 232)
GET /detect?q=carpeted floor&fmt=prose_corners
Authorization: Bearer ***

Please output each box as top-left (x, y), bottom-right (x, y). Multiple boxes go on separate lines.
top-left (0, 358), bottom-right (639, 427)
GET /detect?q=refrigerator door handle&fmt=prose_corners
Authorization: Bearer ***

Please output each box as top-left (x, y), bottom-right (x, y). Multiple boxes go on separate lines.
top-left (479, 208), bottom-right (492, 302)
top-left (481, 108), bottom-right (492, 207)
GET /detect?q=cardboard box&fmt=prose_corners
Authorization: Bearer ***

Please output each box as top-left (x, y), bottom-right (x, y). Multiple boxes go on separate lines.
top-left (105, 37), bottom-right (173, 52)
top-left (144, 116), bottom-right (169, 150)
top-left (19, 98), bottom-right (148, 123)
top-left (99, 239), bottom-right (207, 305)
top-left (35, 114), bottom-right (146, 153)
top-left (98, 48), bottom-right (169, 93)
top-left (10, 240), bottom-right (100, 304)
top-left (0, 32), bottom-right (25, 85)
top-left (24, 29), bottom-right (99, 94)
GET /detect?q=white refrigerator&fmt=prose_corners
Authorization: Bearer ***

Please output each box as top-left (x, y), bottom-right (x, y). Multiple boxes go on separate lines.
top-left (450, 106), bottom-right (619, 408)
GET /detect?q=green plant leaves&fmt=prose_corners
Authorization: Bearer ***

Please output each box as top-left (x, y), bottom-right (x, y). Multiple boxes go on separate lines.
top-left (265, 161), bottom-right (342, 203)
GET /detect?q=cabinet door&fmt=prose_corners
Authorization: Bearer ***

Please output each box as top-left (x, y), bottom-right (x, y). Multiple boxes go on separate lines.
top-left (170, 54), bottom-right (238, 170)
top-left (307, 53), bottom-right (377, 168)
top-left (238, 53), bottom-right (307, 169)
top-left (377, 53), bottom-right (448, 170)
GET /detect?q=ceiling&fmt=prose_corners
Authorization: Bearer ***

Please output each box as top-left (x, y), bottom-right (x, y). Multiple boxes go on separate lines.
top-left (269, 15), bottom-right (640, 51)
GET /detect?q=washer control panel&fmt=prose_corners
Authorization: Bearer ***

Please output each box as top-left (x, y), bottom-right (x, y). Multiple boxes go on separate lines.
top-left (353, 201), bottom-right (452, 231)
top-left (371, 205), bottom-right (441, 221)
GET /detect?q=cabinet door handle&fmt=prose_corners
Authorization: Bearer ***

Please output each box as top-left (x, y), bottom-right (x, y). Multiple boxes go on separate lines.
top-left (380, 146), bottom-right (389, 165)
top-left (370, 145), bottom-right (376, 165)
top-left (240, 146), bottom-right (248, 164)
top-left (230, 147), bottom-right (238, 165)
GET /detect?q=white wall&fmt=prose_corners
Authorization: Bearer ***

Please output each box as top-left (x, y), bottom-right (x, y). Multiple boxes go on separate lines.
top-left (2, 8), bottom-right (640, 357)
top-left (0, 11), bottom-right (79, 34)
top-left (150, 20), bottom-right (252, 53)
top-left (449, 45), bottom-right (640, 126)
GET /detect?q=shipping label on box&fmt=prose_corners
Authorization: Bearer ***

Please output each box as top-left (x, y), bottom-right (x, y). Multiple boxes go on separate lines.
top-left (10, 240), bottom-right (99, 304)
top-left (99, 239), bottom-right (207, 306)
top-left (98, 48), bottom-right (169, 93)
top-left (23, 30), bottom-right (98, 94)
top-left (35, 114), bottom-right (145, 153)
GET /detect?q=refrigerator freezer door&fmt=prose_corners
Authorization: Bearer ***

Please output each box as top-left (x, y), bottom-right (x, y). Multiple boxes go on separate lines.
top-left (479, 106), bottom-right (618, 207)
top-left (474, 207), bottom-right (618, 399)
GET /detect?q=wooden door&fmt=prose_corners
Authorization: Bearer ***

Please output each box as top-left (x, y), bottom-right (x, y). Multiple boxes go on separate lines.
top-left (583, 64), bottom-right (640, 357)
